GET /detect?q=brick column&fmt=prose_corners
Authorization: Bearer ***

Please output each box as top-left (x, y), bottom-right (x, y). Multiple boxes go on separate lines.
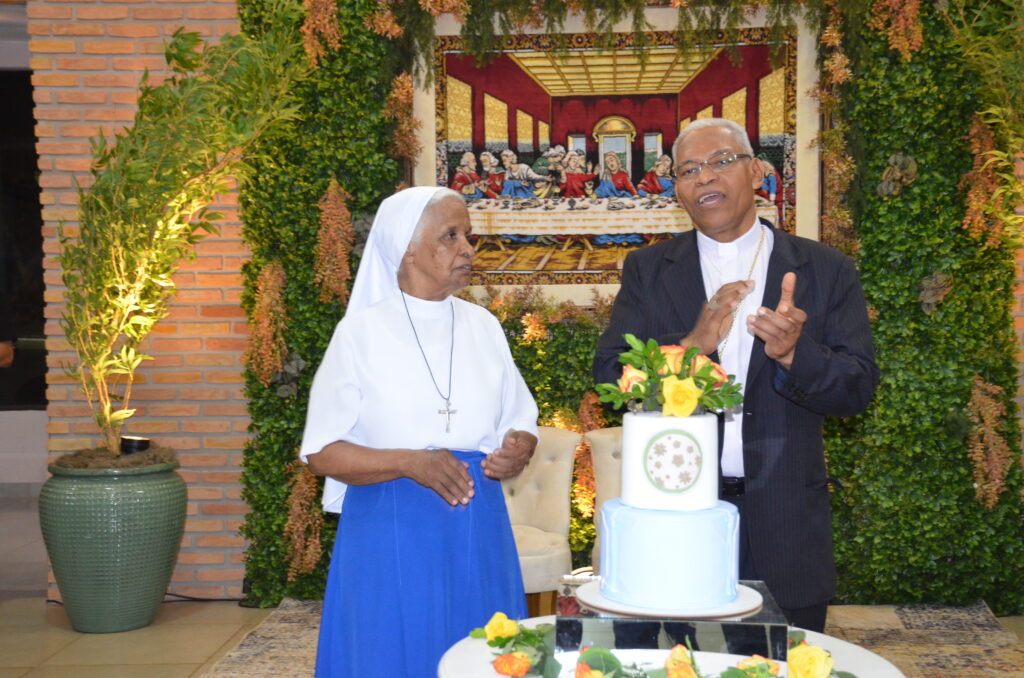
top-left (29, 0), bottom-right (252, 600)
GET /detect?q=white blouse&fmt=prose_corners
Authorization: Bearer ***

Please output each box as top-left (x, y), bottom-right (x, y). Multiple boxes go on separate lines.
top-left (299, 290), bottom-right (539, 513)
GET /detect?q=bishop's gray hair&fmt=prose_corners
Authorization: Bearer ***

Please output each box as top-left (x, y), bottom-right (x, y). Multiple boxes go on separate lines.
top-left (672, 118), bottom-right (754, 161)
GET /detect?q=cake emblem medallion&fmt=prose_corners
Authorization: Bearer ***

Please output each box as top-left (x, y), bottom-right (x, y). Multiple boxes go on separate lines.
top-left (643, 429), bottom-right (702, 493)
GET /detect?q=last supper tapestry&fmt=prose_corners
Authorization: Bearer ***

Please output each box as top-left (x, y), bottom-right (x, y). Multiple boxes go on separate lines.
top-left (432, 29), bottom-right (797, 287)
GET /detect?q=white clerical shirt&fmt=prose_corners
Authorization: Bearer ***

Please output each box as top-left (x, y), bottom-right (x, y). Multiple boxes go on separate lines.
top-left (696, 219), bottom-right (774, 478)
top-left (299, 290), bottom-right (539, 513)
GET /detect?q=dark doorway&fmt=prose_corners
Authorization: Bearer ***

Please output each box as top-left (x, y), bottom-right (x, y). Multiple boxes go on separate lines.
top-left (0, 69), bottom-right (47, 409)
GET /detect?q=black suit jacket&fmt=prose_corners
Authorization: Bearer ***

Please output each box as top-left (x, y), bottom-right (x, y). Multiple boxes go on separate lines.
top-left (593, 220), bottom-right (879, 608)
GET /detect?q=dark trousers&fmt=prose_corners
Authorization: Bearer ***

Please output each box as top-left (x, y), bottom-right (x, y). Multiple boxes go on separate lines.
top-left (722, 493), bottom-right (829, 633)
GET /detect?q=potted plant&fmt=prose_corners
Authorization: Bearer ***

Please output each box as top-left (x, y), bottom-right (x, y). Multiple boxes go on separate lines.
top-left (38, 20), bottom-right (305, 633)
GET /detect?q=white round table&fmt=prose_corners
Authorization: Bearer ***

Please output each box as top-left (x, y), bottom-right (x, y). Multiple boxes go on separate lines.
top-left (437, 615), bottom-right (905, 678)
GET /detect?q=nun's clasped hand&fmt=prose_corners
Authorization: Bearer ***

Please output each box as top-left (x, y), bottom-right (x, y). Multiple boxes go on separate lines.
top-left (409, 448), bottom-right (474, 506)
top-left (482, 429), bottom-right (537, 480)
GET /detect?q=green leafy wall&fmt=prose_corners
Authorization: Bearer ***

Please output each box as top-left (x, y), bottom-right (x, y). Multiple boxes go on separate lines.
top-left (827, 5), bottom-right (1023, 615)
top-left (236, 0), bottom-right (401, 604)
top-left (232, 0), bottom-right (1023, 613)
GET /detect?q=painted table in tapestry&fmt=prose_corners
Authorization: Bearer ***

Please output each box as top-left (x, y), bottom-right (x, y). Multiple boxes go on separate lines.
top-left (467, 200), bottom-right (780, 236)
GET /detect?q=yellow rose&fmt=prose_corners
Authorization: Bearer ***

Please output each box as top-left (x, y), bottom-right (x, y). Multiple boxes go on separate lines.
top-left (493, 650), bottom-right (532, 677)
top-left (617, 364), bottom-right (648, 394)
top-left (787, 642), bottom-right (834, 678)
top-left (737, 654), bottom-right (781, 675)
top-left (658, 345), bottom-right (687, 375)
top-left (661, 375), bottom-right (702, 417)
top-left (483, 612), bottom-right (520, 642)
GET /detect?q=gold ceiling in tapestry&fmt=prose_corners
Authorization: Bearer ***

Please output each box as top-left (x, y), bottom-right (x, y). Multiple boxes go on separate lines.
top-left (507, 46), bottom-right (723, 96)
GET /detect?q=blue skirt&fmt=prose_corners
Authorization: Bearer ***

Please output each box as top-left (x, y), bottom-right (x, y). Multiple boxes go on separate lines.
top-left (315, 450), bottom-right (527, 678)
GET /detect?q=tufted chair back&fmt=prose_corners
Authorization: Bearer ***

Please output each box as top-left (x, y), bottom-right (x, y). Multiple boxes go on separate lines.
top-left (585, 426), bottom-right (623, 572)
top-left (502, 425), bottom-right (580, 594)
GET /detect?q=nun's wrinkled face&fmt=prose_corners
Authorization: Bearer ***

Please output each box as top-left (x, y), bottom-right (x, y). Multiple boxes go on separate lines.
top-left (401, 196), bottom-right (474, 299)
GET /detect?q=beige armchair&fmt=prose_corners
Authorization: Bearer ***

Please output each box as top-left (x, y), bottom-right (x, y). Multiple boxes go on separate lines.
top-left (584, 426), bottom-right (623, 572)
top-left (502, 425), bottom-right (581, 614)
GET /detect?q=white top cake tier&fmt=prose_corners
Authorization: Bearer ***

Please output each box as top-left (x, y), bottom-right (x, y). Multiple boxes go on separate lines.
top-left (620, 411), bottom-right (719, 511)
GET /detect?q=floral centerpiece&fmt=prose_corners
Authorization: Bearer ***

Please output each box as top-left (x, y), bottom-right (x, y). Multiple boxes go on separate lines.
top-left (469, 614), bottom-right (857, 678)
top-left (594, 334), bottom-right (743, 416)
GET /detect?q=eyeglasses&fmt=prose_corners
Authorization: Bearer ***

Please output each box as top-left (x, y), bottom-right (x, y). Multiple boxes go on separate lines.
top-left (674, 152), bottom-right (752, 183)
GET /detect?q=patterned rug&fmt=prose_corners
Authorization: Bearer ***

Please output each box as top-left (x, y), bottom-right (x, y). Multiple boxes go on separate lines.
top-left (824, 602), bottom-right (1024, 678)
top-left (202, 599), bottom-right (1023, 677)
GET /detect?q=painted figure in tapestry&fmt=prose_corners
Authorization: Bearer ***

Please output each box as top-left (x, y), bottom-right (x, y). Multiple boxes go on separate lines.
top-left (637, 154), bottom-right (675, 197)
top-left (532, 145), bottom-right (565, 199)
top-left (559, 149), bottom-right (597, 199)
top-left (449, 151), bottom-right (486, 199)
top-left (755, 156), bottom-right (784, 224)
top-left (478, 151), bottom-right (504, 198)
top-left (499, 149), bottom-right (551, 198)
top-left (595, 151), bottom-right (639, 198)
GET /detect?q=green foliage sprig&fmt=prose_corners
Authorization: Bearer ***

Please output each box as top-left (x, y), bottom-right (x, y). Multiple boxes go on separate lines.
top-left (59, 10), bottom-right (306, 454)
top-left (942, 0), bottom-right (1024, 245)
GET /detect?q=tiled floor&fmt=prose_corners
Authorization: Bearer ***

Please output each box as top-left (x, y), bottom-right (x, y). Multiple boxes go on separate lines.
top-left (0, 493), bottom-right (270, 678)
top-left (2, 491), bottom-right (1022, 677)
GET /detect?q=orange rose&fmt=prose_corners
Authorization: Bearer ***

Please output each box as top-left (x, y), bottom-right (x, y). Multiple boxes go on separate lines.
top-left (710, 362), bottom-right (728, 387)
top-left (617, 364), bottom-right (648, 394)
top-left (658, 345), bottom-right (687, 375)
top-left (737, 654), bottom-right (781, 675)
top-left (574, 661), bottom-right (605, 678)
top-left (692, 353), bottom-right (728, 387)
top-left (493, 650), bottom-right (532, 677)
top-left (664, 645), bottom-right (699, 678)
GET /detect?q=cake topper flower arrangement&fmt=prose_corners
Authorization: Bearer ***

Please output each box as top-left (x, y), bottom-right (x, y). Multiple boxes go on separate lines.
top-left (595, 334), bottom-right (743, 416)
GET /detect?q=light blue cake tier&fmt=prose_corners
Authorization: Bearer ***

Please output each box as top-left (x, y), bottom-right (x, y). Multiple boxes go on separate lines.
top-left (599, 498), bottom-right (739, 611)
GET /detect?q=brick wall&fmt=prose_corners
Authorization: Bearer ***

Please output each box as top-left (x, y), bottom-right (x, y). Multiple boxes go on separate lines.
top-left (28, 0), bottom-right (251, 600)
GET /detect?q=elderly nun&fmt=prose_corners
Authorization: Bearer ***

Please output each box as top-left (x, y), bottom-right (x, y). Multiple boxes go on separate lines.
top-left (300, 186), bottom-right (538, 678)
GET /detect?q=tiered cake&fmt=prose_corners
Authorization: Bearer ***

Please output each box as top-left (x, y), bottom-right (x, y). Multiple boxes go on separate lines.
top-left (599, 411), bottom-right (740, 611)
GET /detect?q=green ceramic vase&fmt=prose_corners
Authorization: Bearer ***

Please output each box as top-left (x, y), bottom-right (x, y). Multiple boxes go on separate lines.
top-left (38, 461), bottom-right (187, 633)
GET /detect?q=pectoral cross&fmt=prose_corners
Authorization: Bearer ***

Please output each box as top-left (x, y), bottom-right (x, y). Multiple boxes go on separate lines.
top-left (439, 400), bottom-right (457, 433)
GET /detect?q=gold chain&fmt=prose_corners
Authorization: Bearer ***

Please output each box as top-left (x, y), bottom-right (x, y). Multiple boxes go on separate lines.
top-left (716, 224), bottom-right (766, 359)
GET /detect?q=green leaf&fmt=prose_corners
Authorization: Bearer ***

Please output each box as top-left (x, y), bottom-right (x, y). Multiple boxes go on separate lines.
top-left (108, 408), bottom-right (136, 424)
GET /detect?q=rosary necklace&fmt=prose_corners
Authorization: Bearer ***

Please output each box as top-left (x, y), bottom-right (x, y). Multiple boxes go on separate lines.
top-left (716, 223), bottom-right (767, 359)
top-left (401, 291), bottom-right (456, 433)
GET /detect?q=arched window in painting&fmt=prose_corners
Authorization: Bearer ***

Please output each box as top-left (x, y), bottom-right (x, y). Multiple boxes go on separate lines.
top-left (592, 115), bottom-right (636, 176)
